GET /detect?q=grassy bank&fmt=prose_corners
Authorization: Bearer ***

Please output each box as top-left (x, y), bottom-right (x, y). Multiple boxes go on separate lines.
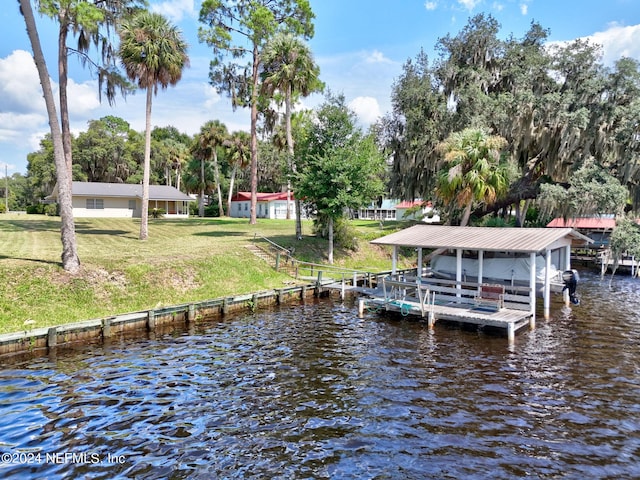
top-left (0, 214), bottom-right (406, 335)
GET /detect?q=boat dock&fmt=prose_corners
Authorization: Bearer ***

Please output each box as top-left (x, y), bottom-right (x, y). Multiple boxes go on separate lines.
top-left (352, 274), bottom-right (534, 343)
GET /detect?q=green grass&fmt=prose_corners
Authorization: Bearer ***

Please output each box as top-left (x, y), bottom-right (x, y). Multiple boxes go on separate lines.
top-left (0, 214), bottom-right (409, 335)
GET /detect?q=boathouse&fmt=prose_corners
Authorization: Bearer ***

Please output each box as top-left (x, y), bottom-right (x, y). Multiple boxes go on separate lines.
top-left (368, 225), bottom-right (592, 342)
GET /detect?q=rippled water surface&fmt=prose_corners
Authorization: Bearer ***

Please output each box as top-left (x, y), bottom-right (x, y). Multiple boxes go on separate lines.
top-left (1, 269), bottom-right (639, 479)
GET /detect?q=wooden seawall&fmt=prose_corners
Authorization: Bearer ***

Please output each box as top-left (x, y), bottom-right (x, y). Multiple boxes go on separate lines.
top-left (0, 284), bottom-right (318, 359)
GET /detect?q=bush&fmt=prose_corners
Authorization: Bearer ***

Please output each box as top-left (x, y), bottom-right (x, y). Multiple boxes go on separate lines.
top-left (0, 203), bottom-right (5, 214)
top-left (26, 204), bottom-right (45, 214)
top-left (44, 203), bottom-right (58, 216)
top-left (204, 203), bottom-right (220, 217)
top-left (313, 215), bottom-right (359, 251)
top-left (150, 208), bottom-right (165, 219)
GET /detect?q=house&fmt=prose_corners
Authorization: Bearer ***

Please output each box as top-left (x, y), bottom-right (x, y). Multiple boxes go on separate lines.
top-left (49, 181), bottom-right (192, 218)
top-left (394, 200), bottom-right (440, 222)
top-left (229, 191), bottom-right (300, 219)
top-left (356, 199), bottom-right (440, 222)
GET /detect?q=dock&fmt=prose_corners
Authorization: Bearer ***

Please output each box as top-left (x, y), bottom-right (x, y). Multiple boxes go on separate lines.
top-left (350, 274), bottom-right (535, 344)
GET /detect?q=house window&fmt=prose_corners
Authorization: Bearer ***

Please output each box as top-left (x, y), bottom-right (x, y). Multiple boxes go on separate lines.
top-left (128, 200), bottom-right (136, 210)
top-left (86, 198), bottom-right (104, 209)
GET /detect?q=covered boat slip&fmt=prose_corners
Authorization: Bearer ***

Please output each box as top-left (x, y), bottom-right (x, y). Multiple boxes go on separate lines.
top-left (368, 225), bottom-right (592, 342)
top-left (361, 274), bottom-right (533, 343)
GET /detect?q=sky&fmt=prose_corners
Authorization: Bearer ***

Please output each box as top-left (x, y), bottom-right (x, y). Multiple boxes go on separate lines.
top-left (2, 0), bottom-right (640, 177)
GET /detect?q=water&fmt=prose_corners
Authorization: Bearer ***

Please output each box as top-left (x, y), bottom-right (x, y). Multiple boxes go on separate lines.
top-left (0, 269), bottom-right (639, 479)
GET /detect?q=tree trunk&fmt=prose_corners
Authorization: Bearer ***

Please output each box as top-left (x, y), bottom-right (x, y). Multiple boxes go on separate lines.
top-left (285, 86), bottom-right (292, 221)
top-left (199, 158), bottom-right (205, 217)
top-left (213, 151), bottom-right (224, 216)
top-left (328, 216), bottom-right (334, 264)
top-left (56, 12), bottom-right (74, 186)
top-left (20, 0), bottom-right (80, 273)
top-left (139, 86), bottom-right (152, 240)
top-left (227, 164), bottom-right (237, 217)
top-left (249, 44), bottom-right (259, 225)
top-left (460, 202), bottom-right (472, 227)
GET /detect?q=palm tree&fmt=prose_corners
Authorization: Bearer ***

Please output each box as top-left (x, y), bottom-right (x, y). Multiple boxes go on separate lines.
top-left (118, 11), bottom-right (189, 239)
top-left (183, 156), bottom-right (214, 217)
top-left (224, 131), bottom-right (251, 216)
top-left (19, 0), bottom-right (80, 273)
top-left (193, 121), bottom-right (228, 217)
top-left (261, 32), bottom-right (323, 239)
top-left (435, 128), bottom-right (509, 226)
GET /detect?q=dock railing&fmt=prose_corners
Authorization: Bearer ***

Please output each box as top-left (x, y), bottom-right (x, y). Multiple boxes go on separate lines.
top-left (251, 235), bottom-right (378, 289)
top-left (382, 272), bottom-right (532, 312)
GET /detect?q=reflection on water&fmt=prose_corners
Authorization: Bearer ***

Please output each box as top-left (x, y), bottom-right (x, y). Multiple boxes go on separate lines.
top-left (1, 269), bottom-right (639, 479)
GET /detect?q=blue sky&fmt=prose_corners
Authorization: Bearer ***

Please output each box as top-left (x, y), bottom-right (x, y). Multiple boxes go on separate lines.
top-left (2, 0), bottom-right (640, 176)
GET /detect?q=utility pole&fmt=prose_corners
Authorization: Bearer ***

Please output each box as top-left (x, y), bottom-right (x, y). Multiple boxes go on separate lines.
top-left (4, 164), bottom-right (7, 213)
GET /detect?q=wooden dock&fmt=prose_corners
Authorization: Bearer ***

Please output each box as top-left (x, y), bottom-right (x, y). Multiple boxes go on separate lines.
top-left (346, 274), bottom-right (535, 344)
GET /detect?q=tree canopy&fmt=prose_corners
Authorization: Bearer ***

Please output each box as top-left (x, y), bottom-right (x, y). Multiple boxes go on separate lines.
top-left (380, 14), bottom-right (640, 224)
top-left (296, 94), bottom-right (385, 263)
top-left (198, 0), bottom-right (314, 224)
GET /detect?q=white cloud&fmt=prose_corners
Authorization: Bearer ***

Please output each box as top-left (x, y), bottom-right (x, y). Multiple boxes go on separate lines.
top-left (585, 23), bottom-right (640, 66)
top-left (364, 49), bottom-right (394, 65)
top-left (66, 79), bottom-right (101, 116)
top-left (0, 50), bottom-right (45, 114)
top-left (203, 83), bottom-right (221, 110)
top-left (150, 0), bottom-right (195, 23)
top-left (458, 0), bottom-right (481, 10)
top-left (520, 2), bottom-right (528, 15)
top-left (349, 96), bottom-right (382, 125)
top-left (425, 1), bottom-right (438, 11)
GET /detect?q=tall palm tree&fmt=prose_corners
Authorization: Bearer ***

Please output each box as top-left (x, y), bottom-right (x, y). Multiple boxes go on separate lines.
top-left (435, 128), bottom-right (509, 226)
top-left (19, 0), bottom-right (80, 273)
top-left (193, 121), bottom-right (228, 217)
top-left (118, 11), bottom-right (189, 239)
top-left (224, 131), bottom-right (251, 216)
top-left (261, 32), bottom-right (323, 239)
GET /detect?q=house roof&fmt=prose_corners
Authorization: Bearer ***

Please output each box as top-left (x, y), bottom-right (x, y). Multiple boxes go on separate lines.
top-left (547, 217), bottom-right (617, 230)
top-left (371, 225), bottom-right (592, 254)
top-left (52, 182), bottom-right (192, 202)
top-left (231, 192), bottom-right (293, 202)
top-left (395, 200), bottom-right (432, 209)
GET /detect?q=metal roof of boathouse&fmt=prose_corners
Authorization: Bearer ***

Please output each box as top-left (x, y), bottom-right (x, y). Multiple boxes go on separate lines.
top-left (370, 225), bottom-right (592, 253)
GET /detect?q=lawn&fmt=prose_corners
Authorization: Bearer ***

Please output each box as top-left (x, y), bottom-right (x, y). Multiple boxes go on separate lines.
top-left (0, 214), bottom-right (405, 334)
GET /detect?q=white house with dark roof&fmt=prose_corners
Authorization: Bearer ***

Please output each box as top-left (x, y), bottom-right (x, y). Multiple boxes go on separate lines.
top-left (49, 182), bottom-right (192, 218)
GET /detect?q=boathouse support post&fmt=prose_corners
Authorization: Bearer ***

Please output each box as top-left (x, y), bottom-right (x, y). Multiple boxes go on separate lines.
top-left (544, 249), bottom-right (551, 319)
top-left (563, 244), bottom-right (571, 306)
top-left (529, 252), bottom-right (537, 329)
top-left (392, 246), bottom-right (398, 274)
top-left (456, 248), bottom-right (462, 299)
top-left (417, 248), bottom-right (423, 277)
top-left (477, 250), bottom-right (484, 291)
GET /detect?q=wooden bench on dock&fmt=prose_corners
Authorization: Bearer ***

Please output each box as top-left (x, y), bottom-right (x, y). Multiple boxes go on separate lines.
top-left (474, 284), bottom-right (505, 312)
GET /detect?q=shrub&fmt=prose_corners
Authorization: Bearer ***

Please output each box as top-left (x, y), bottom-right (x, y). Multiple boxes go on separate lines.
top-left (44, 203), bottom-right (58, 216)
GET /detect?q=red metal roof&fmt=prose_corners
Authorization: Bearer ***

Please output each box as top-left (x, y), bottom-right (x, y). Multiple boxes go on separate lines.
top-left (395, 200), bottom-right (432, 209)
top-left (547, 217), bottom-right (616, 229)
top-left (230, 192), bottom-right (294, 202)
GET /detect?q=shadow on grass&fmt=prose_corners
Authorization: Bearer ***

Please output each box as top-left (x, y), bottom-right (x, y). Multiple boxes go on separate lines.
top-left (192, 230), bottom-right (247, 238)
top-left (0, 255), bottom-right (62, 267)
top-left (1, 219), bottom-right (61, 232)
top-left (75, 228), bottom-right (133, 236)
